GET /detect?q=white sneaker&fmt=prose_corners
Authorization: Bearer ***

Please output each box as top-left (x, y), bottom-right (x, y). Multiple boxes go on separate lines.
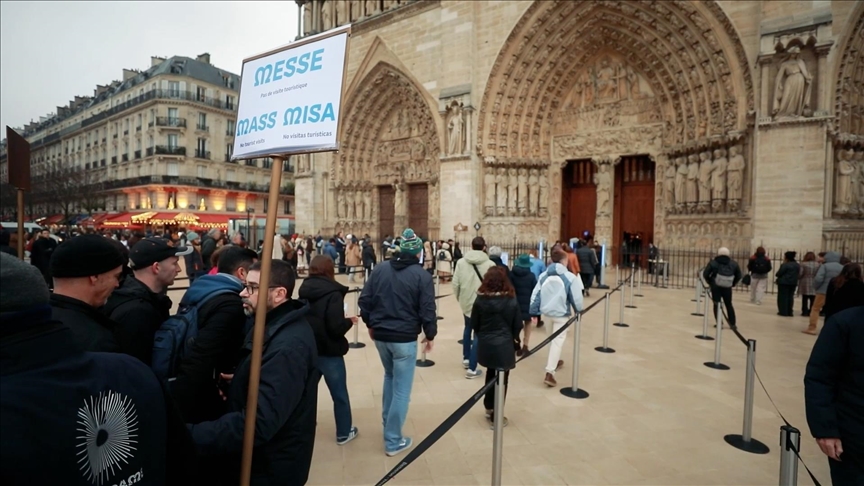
top-left (462, 359), bottom-right (470, 369)
top-left (466, 369), bottom-right (483, 379)
top-left (336, 426), bottom-right (358, 445)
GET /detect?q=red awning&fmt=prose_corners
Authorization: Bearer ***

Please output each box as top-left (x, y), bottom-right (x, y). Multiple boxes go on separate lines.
top-left (43, 214), bottom-right (65, 225)
top-left (101, 212), bottom-right (137, 228)
top-left (81, 213), bottom-right (111, 227)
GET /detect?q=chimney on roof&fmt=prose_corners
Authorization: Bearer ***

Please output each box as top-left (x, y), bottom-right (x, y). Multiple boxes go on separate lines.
top-left (196, 53), bottom-right (211, 64)
top-left (122, 69), bottom-right (138, 81)
top-left (151, 56), bottom-right (167, 67)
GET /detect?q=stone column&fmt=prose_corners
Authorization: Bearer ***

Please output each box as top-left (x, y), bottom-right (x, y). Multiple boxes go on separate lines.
top-left (815, 44), bottom-right (832, 115)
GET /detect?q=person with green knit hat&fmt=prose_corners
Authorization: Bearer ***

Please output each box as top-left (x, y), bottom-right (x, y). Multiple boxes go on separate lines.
top-left (359, 227), bottom-right (436, 457)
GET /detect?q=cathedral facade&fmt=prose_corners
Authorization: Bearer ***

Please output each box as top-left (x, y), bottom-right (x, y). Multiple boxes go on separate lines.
top-left (293, 0), bottom-right (864, 257)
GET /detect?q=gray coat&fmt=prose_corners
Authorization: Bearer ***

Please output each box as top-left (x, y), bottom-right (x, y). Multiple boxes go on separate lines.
top-left (814, 252), bottom-right (843, 295)
top-left (576, 246), bottom-right (598, 274)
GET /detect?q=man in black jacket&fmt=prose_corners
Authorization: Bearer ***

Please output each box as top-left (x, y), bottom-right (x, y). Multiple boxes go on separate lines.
top-left (30, 228), bottom-right (58, 288)
top-left (189, 259), bottom-right (320, 486)
top-left (361, 238), bottom-right (376, 280)
top-left (359, 228), bottom-right (437, 457)
top-left (335, 231), bottom-right (347, 274)
top-left (0, 252), bottom-right (196, 485)
top-left (49, 234), bottom-right (126, 352)
top-left (702, 247), bottom-right (742, 328)
top-left (804, 306), bottom-right (864, 485)
top-left (104, 237), bottom-right (191, 364)
top-left (201, 229), bottom-right (223, 272)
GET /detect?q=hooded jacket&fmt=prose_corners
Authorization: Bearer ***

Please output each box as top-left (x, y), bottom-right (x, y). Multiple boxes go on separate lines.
top-left (189, 300), bottom-right (320, 485)
top-left (471, 293), bottom-right (523, 371)
top-left (170, 273), bottom-right (247, 424)
top-left (103, 275), bottom-right (173, 365)
top-left (322, 242), bottom-right (338, 262)
top-left (775, 260), bottom-right (801, 287)
top-left (510, 265), bottom-right (538, 321)
top-left (452, 250), bottom-right (497, 316)
top-left (814, 252), bottom-right (843, 295)
top-left (529, 263), bottom-right (584, 318)
top-left (359, 255), bottom-right (437, 342)
top-left (703, 255), bottom-right (742, 288)
top-left (297, 276), bottom-right (353, 357)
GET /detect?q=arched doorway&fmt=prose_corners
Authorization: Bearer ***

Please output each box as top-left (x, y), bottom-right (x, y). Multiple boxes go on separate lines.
top-left (476, 0), bottom-right (755, 251)
top-left (334, 62), bottom-right (442, 240)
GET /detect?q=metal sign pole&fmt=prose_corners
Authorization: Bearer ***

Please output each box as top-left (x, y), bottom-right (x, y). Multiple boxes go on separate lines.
top-left (725, 339), bottom-right (770, 454)
top-left (778, 426), bottom-right (800, 486)
top-left (704, 301), bottom-right (730, 370)
top-left (695, 294), bottom-right (714, 340)
top-left (561, 314), bottom-right (589, 399)
top-left (595, 293), bottom-right (615, 353)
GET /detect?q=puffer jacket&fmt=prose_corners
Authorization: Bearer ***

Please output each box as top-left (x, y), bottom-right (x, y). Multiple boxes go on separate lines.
top-left (529, 263), bottom-right (584, 318)
top-left (452, 250), bottom-right (497, 316)
top-left (576, 246), bottom-right (598, 274)
top-left (509, 266), bottom-right (538, 321)
top-left (471, 293), bottom-right (523, 371)
top-left (775, 261), bottom-right (800, 287)
top-left (814, 252), bottom-right (844, 294)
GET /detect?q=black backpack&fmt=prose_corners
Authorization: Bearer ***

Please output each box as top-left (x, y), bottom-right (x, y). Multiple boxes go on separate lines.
top-left (750, 257), bottom-right (771, 275)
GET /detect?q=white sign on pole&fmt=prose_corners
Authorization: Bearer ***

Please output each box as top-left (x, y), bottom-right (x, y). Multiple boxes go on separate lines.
top-left (231, 27), bottom-right (350, 160)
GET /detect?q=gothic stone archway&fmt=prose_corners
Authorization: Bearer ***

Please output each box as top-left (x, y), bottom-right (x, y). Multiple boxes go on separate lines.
top-left (334, 62), bottom-right (442, 240)
top-left (477, 0), bottom-right (755, 251)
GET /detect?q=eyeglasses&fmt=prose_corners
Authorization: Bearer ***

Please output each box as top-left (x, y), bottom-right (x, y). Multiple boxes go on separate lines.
top-left (244, 284), bottom-right (284, 294)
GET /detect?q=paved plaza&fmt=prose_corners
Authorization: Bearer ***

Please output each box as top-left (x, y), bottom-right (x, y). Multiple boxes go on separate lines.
top-left (171, 270), bottom-right (831, 486)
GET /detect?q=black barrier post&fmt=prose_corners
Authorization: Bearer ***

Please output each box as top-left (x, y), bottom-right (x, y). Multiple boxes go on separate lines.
top-left (691, 278), bottom-right (705, 316)
top-left (695, 294), bottom-right (714, 340)
top-left (491, 369), bottom-right (505, 486)
top-left (595, 293), bottom-right (615, 353)
top-left (348, 287), bottom-right (366, 349)
top-left (560, 314), bottom-right (589, 399)
top-left (614, 280), bottom-right (629, 327)
top-left (625, 265), bottom-right (637, 309)
top-left (724, 339), bottom-right (770, 454)
top-left (704, 302), bottom-right (730, 370)
top-left (779, 426), bottom-right (800, 486)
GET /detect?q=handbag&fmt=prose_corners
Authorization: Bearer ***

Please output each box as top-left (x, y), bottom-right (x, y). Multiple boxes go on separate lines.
top-left (741, 274), bottom-right (752, 286)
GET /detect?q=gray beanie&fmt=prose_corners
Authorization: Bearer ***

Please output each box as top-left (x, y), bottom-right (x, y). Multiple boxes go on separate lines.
top-left (0, 253), bottom-right (50, 312)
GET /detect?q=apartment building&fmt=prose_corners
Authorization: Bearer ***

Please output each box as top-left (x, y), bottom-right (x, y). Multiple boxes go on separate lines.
top-left (0, 53), bottom-right (294, 233)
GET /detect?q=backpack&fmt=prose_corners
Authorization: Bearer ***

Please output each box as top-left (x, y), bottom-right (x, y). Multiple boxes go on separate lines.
top-left (151, 288), bottom-right (239, 382)
top-left (750, 257), bottom-right (770, 275)
top-left (538, 272), bottom-right (579, 316)
top-left (714, 261), bottom-right (736, 288)
top-left (438, 250), bottom-right (448, 261)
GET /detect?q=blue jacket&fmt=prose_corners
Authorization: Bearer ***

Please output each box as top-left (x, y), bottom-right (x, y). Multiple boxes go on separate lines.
top-left (529, 257), bottom-right (545, 280)
top-left (322, 242), bottom-right (339, 262)
top-left (359, 255), bottom-right (437, 342)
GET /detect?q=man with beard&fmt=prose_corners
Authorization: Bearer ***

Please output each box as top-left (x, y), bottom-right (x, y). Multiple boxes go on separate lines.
top-left (189, 259), bottom-right (319, 485)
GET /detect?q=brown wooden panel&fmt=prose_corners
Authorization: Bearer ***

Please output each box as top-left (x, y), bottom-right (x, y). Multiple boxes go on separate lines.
top-left (561, 160), bottom-right (596, 241)
top-left (613, 156), bottom-right (655, 265)
top-left (378, 186), bottom-right (395, 240)
top-left (408, 183), bottom-right (428, 239)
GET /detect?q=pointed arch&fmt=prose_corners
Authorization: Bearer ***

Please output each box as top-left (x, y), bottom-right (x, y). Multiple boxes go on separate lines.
top-left (832, 1), bottom-right (864, 140)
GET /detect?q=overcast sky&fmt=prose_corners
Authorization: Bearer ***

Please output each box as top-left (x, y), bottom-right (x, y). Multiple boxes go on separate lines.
top-left (0, 1), bottom-right (299, 132)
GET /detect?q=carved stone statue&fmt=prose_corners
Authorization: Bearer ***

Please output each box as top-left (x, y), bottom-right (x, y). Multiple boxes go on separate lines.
top-left (507, 168), bottom-right (518, 215)
top-left (363, 190), bottom-right (372, 220)
top-left (447, 106), bottom-right (464, 155)
top-left (595, 58), bottom-right (621, 100)
top-left (727, 144), bottom-right (745, 212)
top-left (772, 46), bottom-right (813, 118)
top-left (345, 189), bottom-right (356, 219)
top-left (393, 180), bottom-right (406, 217)
top-left (528, 168), bottom-right (539, 216)
top-left (594, 163), bottom-right (612, 217)
top-left (350, 0), bottom-right (362, 22)
top-left (627, 67), bottom-right (640, 99)
top-left (674, 157), bottom-right (687, 213)
top-left (484, 167), bottom-right (496, 215)
top-left (856, 151), bottom-right (864, 216)
top-left (304, 3), bottom-right (313, 35)
top-left (321, 1), bottom-right (332, 30)
top-left (383, 0), bottom-right (398, 10)
top-left (697, 151), bottom-right (712, 213)
top-left (429, 183), bottom-right (440, 221)
top-left (336, 190), bottom-right (346, 219)
top-left (711, 148), bottom-right (728, 212)
top-left (516, 168), bottom-right (528, 216)
top-left (835, 149), bottom-right (856, 214)
top-left (495, 168), bottom-right (507, 215)
top-left (686, 154), bottom-right (700, 212)
top-left (538, 168), bottom-right (549, 216)
top-left (334, 1), bottom-right (346, 26)
top-left (664, 161), bottom-right (676, 213)
top-left (364, 0), bottom-right (378, 17)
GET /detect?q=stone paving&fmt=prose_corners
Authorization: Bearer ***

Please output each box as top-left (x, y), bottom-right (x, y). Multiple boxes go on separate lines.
top-left (169, 271), bottom-right (831, 485)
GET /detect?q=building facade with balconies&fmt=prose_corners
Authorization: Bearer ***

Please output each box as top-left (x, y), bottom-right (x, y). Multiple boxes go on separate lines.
top-left (0, 53), bottom-right (295, 233)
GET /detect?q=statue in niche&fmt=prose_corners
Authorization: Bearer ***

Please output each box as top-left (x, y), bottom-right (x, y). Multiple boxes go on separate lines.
top-left (594, 163), bottom-right (612, 217)
top-left (495, 168), bottom-right (507, 216)
top-left (364, 0), bottom-right (378, 17)
top-left (393, 179), bottom-right (406, 217)
top-left (727, 144), bottom-right (745, 212)
top-left (674, 157), bottom-right (688, 213)
top-left (447, 105), bottom-right (464, 155)
top-left (528, 168), bottom-right (539, 216)
top-left (835, 149), bottom-right (856, 214)
top-left (698, 151), bottom-right (713, 214)
top-left (664, 161), bottom-right (676, 213)
top-left (856, 151), bottom-right (864, 215)
top-left (581, 69), bottom-right (595, 106)
top-left (346, 190), bottom-right (356, 220)
top-left (772, 46), bottom-right (813, 118)
top-left (538, 168), bottom-right (549, 216)
top-left (350, 0), bottom-right (362, 22)
top-left (304, 3), bottom-right (313, 34)
top-left (711, 148), bottom-right (728, 213)
top-left (517, 168), bottom-right (528, 216)
top-left (321, 1), bottom-right (332, 30)
top-left (334, 1), bottom-right (346, 26)
top-left (686, 154), bottom-right (699, 213)
top-left (595, 59), bottom-right (622, 101)
top-left (507, 168), bottom-right (518, 215)
top-left (484, 167), bottom-right (496, 216)
top-left (362, 191), bottom-right (372, 220)
top-left (336, 190), bottom-right (346, 219)
top-left (627, 67), bottom-right (640, 99)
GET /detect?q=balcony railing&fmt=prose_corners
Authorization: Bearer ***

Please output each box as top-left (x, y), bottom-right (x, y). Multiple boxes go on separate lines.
top-left (122, 154), bottom-right (129, 162)
top-left (155, 117), bottom-right (186, 128)
top-left (111, 156), bottom-right (117, 164)
top-left (195, 149), bottom-right (211, 160)
top-left (196, 124), bottom-right (209, 132)
top-left (134, 150), bottom-right (141, 160)
top-left (154, 145), bottom-right (186, 156)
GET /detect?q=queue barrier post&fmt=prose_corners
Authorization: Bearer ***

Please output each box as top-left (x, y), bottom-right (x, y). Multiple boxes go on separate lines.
top-left (724, 339), bottom-right (770, 454)
top-left (560, 314), bottom-right (589, 399)
top-left (491, 369), bottom-right (506, 486)
top-left (595, 293), bottom-right (615, 353)
top-left (703, 301), bottom-right (730, 370)
top-left (625, 265), bottom-right (637, 309)
top-left (695, 292), bottom-right (714, 341)
top-left (614, 278), bottom-right (629, 328)
top-left (348, 288), bottom-right (366, 349)
top-left (778, 426), bottom-right (800, 486)
top-left (634, 267), bottom-right (644, 297)
top-left (692, 279), bottom-right (705, 316)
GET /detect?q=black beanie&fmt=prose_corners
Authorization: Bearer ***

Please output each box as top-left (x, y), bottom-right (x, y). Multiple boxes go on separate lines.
top-left (50, 234), bottom-right (127, 278)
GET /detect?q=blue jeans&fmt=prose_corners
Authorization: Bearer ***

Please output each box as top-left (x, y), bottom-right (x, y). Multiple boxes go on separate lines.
top-left (462, 315), bottom-right (479, 371)
top-left (317, 356), bottom-right (353, 439)
top-left (374, 340), bottom-right (417, 452)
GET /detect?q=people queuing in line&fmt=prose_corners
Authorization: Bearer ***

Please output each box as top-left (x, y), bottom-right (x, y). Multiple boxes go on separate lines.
top-left (453, 237), bottom-right (496, 380)
top-left (798, 251), bottom-right (820, 316)
top-left (436, 242), bottom-right (453, 282)
top-left (359, 228), bottom-right (437, 457)
top-left (345, 235), bottom-right (362, 283)
top-left (746, 246), bottom-right (772, 306)
top-left (530, 248), bottom-right (584, 388)
top-left (299, 256), bottom-right (359, 445)
top-left (703, 247), bottom-right (742, 329)
top-left (472, 266), bottom-right (522, 428)
top-left (823, 263), bottom-right (864, 320)
top-left (423, 239), bottom-right (434, 275)
top-left (30, 228), bottom-right (58, 288)
top-left (509, 254), bottom-right (538, 356)
top-left (335, 231), bottom-right (347, 274)
top-left (201, 228), bottom-right (223, 273)
top-left (775, 251), bottom-right (800, 317)
top-left (805, 251), bottom-right (844, 335)
top-left (576, 238), bottom-right (599, 297)
top-left (362, 237), bottom-right (377, 281)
